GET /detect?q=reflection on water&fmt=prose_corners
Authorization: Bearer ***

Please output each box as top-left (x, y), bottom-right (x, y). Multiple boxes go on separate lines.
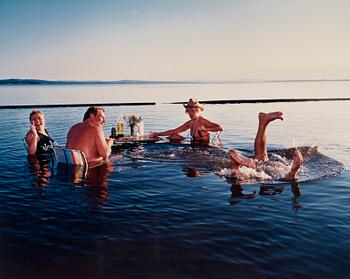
top-left (229, 180), bottom-right (302, 211)
top-left (229, 184), bottom-right (257, 205)
top-left (27, 157), bottom-right (54, 189)
top-left (259, 185), bottom-right (284, 195)
top-left (29, 155), bottom-right (114, 207)
top-left (59, 161), bottom-right (114, 207)
top-left (291, 182), bottom-right (303, 211)
top-left (82, 163), bottom-right (114, 207)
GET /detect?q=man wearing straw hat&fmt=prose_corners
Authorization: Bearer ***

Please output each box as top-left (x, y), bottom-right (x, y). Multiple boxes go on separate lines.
top-left (151, 98), bottom-right (223, 145)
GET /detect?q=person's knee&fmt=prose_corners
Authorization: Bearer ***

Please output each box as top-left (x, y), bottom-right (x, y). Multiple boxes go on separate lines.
top-left (254, 154), bottom-right (268, 161)
top-left (228, 150), bottom-right (240, 168)
top-left (228, 149), bottom-right (238, 157)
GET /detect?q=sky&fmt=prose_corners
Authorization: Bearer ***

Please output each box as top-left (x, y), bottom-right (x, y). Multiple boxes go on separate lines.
top-left (1, 0), bottom-right (350, 81)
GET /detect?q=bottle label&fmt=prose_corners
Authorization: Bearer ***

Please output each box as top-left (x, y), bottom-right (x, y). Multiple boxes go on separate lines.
top-left (117, 122), bottom-right (124, 135)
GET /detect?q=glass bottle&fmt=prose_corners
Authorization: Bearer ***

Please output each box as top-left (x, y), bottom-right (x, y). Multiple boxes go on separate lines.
top-left (111, 125), bottom-right (116, 138)
top-left (117, 114), bottom-right (125, 138)
top-left (138, 117), bottom-right (144, 137)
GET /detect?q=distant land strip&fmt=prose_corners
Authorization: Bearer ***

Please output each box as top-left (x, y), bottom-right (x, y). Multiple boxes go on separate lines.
top-left (170, 98), bottom-right (350, 105)
top-left (1, 78), bottom-right (350, 85)
top-left (2, 98), bottom-right (350, 109)
top-left (0, 79), bottom-right (187, 85)
top-left (0, 102), bottom-right (156, 109)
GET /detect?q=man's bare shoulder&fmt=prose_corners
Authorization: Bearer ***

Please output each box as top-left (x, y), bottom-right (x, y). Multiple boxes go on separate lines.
top-left (70, 122), bottom-right (100, 132)
top-left (69, 122), bottom-right (84, 131)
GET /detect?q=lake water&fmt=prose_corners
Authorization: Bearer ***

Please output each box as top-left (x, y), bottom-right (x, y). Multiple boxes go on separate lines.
top-left (1, 80), bottom-right (350, 105)
top-left (0, 82), bottom-right (350, 279)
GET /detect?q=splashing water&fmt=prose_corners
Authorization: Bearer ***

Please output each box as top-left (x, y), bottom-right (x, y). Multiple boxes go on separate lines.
top-left (122, 144), bottom-right (344, 184)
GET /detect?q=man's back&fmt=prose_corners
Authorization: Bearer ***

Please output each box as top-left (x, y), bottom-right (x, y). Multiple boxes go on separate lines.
top-left (66, 107), bottom-right (113, 164)
top-left (67, 122), bottom-right (104, 163)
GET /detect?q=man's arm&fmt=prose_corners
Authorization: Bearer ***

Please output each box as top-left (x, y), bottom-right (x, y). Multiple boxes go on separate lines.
top-left (95, 127), bottom-right (113, 159)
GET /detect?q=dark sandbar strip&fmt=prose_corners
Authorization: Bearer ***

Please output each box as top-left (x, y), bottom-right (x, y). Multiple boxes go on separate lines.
top-left (169, 98), bottom-right (350, 105)
top-left (0, 102), bottom-right (156, 109)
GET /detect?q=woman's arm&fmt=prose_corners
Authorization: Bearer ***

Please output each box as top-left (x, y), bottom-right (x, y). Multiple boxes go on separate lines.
top-left (201, 117), bottom-right (223, 132)
top-left (153, 121), bottom-right (191, 137)
top-left (26, 125), bottom-right (38, 155)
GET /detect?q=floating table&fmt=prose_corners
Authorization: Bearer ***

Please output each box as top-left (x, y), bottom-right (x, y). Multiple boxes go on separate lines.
top-left (112, 135), bottom-right (160, 147)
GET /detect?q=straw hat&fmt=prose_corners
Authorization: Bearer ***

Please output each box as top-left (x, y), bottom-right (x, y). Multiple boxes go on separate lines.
top-left (183, 98), bottom-right (204, 111)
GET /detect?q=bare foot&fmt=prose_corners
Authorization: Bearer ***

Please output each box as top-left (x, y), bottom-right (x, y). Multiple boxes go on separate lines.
top-left (258, 111), bottom-right (284, 124)
top-left (284, 149), bottom-right (303, 181)
top-left (229, 150), bottom-right (256, 169)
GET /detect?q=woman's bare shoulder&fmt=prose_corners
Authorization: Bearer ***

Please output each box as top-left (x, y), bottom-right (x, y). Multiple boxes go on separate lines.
top-left (199, 116), bottom-right (211, 123)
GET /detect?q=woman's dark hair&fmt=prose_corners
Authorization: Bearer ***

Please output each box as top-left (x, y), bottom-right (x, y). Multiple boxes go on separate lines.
top-left (83, 106), bottom-right (104, 121)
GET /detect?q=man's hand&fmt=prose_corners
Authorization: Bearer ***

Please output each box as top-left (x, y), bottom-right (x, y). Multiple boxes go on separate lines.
top-left (105, 137), bottom-right (114, 147)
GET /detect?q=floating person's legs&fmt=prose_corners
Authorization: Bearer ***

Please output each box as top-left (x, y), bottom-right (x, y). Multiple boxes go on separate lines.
top-left (254, 111), bottom-right (284, 161)
top-left (228, 111), bottom-right (283, 170)
top-left (228, 111), bottom-right (305, 182)
top-left (228, 149), bottom-right (256, 170)
top-left (229, 147), bottom-right (304, 182)
top-left (283, 149), bottom-right (304, 181)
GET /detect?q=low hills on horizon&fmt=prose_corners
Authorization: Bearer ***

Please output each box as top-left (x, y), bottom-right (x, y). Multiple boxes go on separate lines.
top-left (0, 78), bottom-right (182, 85)
top-left (0, 78), bottom-right (350, 85)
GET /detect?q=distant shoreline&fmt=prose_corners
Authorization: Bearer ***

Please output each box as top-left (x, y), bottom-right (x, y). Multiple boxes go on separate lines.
top-left (1, 98), bottom-right (350, 109)
top-left (0, 102), bottom-right (156, 109)
top-left (1, 78), bottom-right (350, 86)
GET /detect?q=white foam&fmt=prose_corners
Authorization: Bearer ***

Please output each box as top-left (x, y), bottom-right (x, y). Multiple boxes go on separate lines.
top-left (239, 166), bottom-right (272, 180)
top-left (217, 166), bottom-right (271, 182)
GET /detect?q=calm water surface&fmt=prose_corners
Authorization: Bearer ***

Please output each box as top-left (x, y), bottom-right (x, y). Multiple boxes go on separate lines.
top-left (0, 83), bottom-right (350, 279)
top-left (1, 81), bottom-right (350, 105)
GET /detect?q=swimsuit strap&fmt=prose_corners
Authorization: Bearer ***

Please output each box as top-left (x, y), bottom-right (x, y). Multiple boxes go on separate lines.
top-left (37, 129), bottom-right (50, 138)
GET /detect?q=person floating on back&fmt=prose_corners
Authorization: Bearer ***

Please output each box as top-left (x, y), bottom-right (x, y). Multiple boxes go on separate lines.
top-left (151, 98), bottom-right (223, 145)
top-left (25, 109), bottom-right (56, 159)
top-left (228, 111), bottom-right (304, 182)
top-left (66, 106), bottom-right (114, 164)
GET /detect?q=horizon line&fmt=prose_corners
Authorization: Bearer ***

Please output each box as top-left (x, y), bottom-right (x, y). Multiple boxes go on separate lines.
top-left (1, 97), bottom-right (350, 109)
top-left (1, 78), bottom-right (350, 86)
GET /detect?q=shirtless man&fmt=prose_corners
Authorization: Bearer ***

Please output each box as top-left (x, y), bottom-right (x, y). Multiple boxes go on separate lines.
top-left (228, 111), bottom-right (304, 181)
top-left (66, 106), bottom-right (114, 163)
top-left (151, 98), bottom-right (223, 145)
